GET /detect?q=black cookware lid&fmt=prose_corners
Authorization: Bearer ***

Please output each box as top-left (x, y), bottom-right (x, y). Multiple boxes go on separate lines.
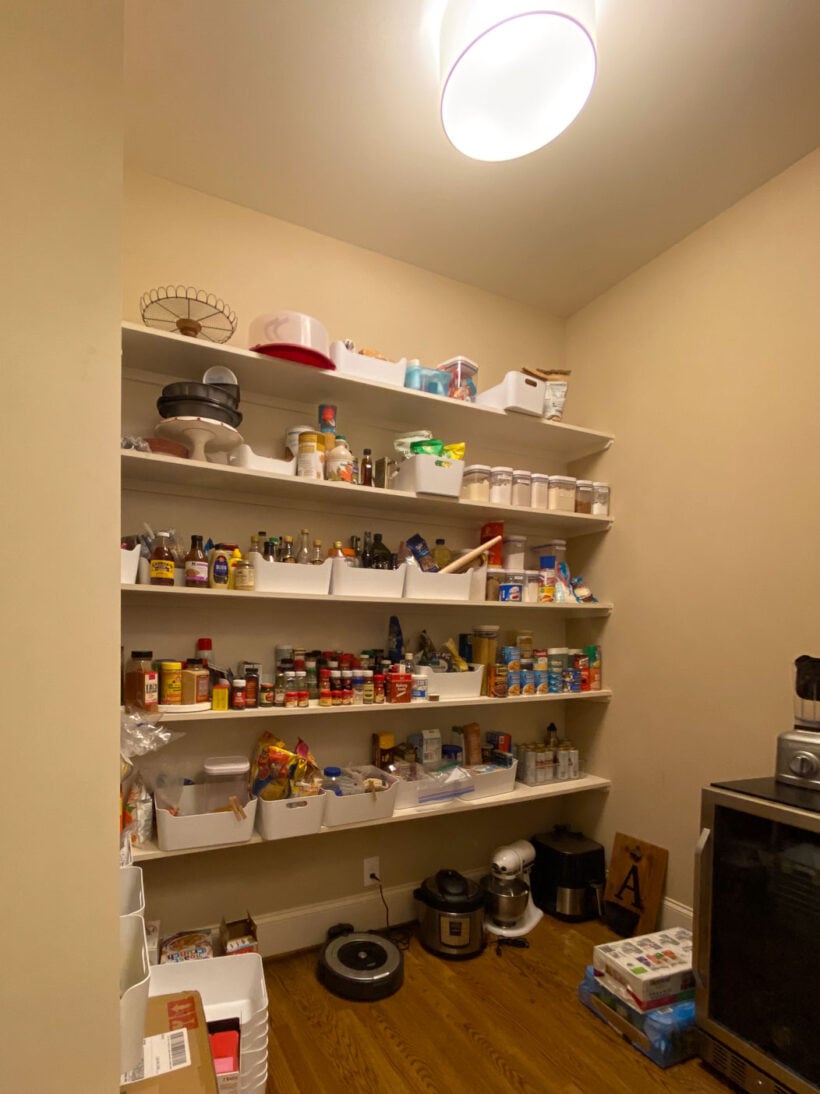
top-left (414, 868), bottom-right (486, 912)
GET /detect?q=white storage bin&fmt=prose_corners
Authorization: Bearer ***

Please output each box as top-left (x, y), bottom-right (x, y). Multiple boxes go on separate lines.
top-left (475, 371), bottom-right (545, 416)
top-left (329, 340), bottom-right (408, 388)
top-left (330, 558), bottom-right (404, 598)
top-left (155, 784), bottom-right (257, 851)
top-left (119, 864), bottom-right (145, 918)
top-left (393, 454), bottom-right (465, 497)
top-left (228, 444), bottom-right (296, 475)
top-left (322, 768), bottom-right (398, 827)
top-left (120, 914), bottom-right (150, 1075)
top-left (120, 544), bottom-right (141, 585)
top-left (403, 567), bottom-right (472, 601)
top-left (251, 554), bottom-right (332, 594)
top-left (255, 790), bottom-right (327, 840)
top-left (149, 953), bottom-right (267, 1027)
top-left (419, 663), bottom-right (484, 698)
top-left (394, 766), bottom-right (475, 808)
top-left (463, 757), bottom-right (518, 799)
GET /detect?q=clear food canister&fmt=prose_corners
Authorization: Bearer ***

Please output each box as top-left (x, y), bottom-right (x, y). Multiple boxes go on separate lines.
top-left (548, 475), bottom-right (576, 512)
top-left (534, 539), bottom-right (567, 570)
top-left (592, 481), bottom-right (611, 516)
top-left (575, 479), bottom-right (594, 514)
top-left (489, 466), bottom-right (513, 506)
top-left (461, 464), bottom-right (491, 502)
top-left (511, 470), bottom-right (532, 507)
top-left (530, 473), bottom-right (549, 510)
top-left (203, 755), bottom-right (250, 813)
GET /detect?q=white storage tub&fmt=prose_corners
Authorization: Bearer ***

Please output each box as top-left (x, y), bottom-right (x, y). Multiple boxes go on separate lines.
top-left (462, 758), bottom-right (518, 799)
top-left (475, 371), bottom-right (545, 416)
top-left (403, 567), bottom-right (472, 601)
top-left (393, 454), bottom-right (464, 497)
top-left (255, 791), bottom-right (326, 840)
top-left (120, 914), bottom-right (150, 1075)
top-left (251, 554), bottom-right (332, 594)
top-left (149, 953), bottom-right (267, 1027)
top-left (322, 767), bottom-right (398, 827)
top-left (393, 766), bottom-right (475, 808)
top-left (419, 663), bottom-right (484, 699)
top-left (330, 558), bottom-right (404, 598)
top-left (228, 444), bottom-right (296, 475)
top-left (120, 544), bottom-right (141, 585)
top-left (119, 864), bottom-right (145, 918)
top-left (155, 784), bottom-right (257, 851)
top-left (330, 340), bottom-right (408, 388)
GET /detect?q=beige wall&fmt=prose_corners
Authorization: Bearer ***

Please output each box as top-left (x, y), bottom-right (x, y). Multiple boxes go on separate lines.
top-left (566, 148), bottom-right (820, 906)
top-left (0, 4), bottom-right (122, 1092)
top-left (123, 171), bottom-right (563, 379)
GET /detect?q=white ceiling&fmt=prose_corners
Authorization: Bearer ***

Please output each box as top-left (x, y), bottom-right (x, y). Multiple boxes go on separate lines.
top-left (124, 0), bottom-right (820, 317)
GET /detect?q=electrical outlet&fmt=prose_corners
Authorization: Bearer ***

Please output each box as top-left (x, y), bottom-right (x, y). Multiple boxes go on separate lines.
top-left (363, 856), bottom-right (380, 887)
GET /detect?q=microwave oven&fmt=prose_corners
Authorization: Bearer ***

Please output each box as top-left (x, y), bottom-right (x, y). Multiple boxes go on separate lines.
top-left (695, 779), bottom-right (820, 1094)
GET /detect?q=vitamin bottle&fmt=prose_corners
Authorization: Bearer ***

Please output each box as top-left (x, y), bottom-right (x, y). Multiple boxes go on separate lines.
top-left (184, 534), bottom-right (208, 588)
top-left (149, 531), bottom-right (175, 585)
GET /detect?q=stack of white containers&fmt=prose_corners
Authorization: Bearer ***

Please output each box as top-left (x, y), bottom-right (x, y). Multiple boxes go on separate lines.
top-left (149, 952), bottom-right (269, 1093)
top-left (119, 865), bottom-right (150, 1076)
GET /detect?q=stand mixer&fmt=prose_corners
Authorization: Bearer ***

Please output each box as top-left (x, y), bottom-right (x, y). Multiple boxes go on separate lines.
top-left (481, 839), bottom-right (544, 938)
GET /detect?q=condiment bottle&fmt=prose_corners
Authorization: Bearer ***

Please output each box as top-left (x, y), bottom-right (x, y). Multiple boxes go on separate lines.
top-left (233, 557), bottom-right (255, 590)
top-left (280, 536), bottom-right (296, 563)
top-left (184, 534), bottom-right (208, 587)
top-left (360, 447), bottom-right (374, 486)
top-left (124, 650), bottom-right (158, 712)
top-left (208, 544), bottom-right (232, 588)
top-left (149, 531), bottom-right (175, 585)
top-left (327, 540), bottom-right (346, 559)
top-left (230, 678), bottom-right (247, 710)
top-left (211, 679), bottom-right (230, 711)
top-left (310, 539), bottom-right (324, 564)
top-left (432, 538), bottom-right (452, 569)
top-left (296, 528), bottom-right (311, 565)
top-left (371, 533), bottom-right (392, 569)
top-left (158, 660), bottom-right (183, 705)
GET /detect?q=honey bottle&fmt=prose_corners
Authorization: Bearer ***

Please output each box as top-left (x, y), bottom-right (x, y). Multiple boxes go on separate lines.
top-left (149, 531), bottom-right (175, 585)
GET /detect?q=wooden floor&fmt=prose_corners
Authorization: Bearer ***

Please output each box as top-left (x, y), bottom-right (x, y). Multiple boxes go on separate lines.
top-left (263, 915), bottom-right (736, 1094)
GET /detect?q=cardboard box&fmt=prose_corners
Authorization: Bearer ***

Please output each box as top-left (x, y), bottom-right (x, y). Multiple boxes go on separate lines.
top-left (219, 913), bottom-right (258, 956)
top-left (592, 927), bottom-right (693, 1010)
top-left (121, 991), bottom-right (218, 1093)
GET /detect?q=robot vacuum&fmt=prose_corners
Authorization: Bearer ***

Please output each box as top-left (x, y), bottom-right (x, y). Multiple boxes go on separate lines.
top-left (317, 927), bottom-right (404, 1001)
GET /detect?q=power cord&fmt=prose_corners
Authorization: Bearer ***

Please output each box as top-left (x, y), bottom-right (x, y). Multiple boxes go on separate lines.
top-left (369, 872), bottom-right (413, 951)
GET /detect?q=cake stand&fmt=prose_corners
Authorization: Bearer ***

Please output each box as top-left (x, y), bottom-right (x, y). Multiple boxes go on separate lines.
top-left (155, 416), bottom-right (243, 463)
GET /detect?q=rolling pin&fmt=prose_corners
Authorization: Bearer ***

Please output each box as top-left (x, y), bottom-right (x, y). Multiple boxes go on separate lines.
top-left (437, 535), bottom-right (502, 574)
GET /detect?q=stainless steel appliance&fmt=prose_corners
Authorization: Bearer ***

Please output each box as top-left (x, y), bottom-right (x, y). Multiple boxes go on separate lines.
top-left (695, 780), bottom-right (820, 1094)
top-left (776, 654), bottom-right (820, 790)
top-left (480, 839), bottom-right (544, 938)
top-left (530, 826), bottom-right (605, 921)
top-left (414, 869), bottom-right (486, 958)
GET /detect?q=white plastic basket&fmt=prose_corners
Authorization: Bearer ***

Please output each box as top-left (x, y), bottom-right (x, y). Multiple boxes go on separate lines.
top-left (155, 785), bottom-right (257, 851)
top-left (255, 791), bottom-right (327, 840)
top-left (322, 768), bottom-right (398, 827)
top-left (403, 567), bottom-right (472, 601)
top-left (393, 454), bottom-right (465, 497)
top-left (475, 371), bottom-right (545, 416)
top-left (463, 757), bottom-right (518, 799)
top-left (251, 554), bottom-right (332, 594)
top-left (329, 341), bottom-right (407, 388)
top-left (119, 865), bottom-right (145, 918)
top-left (149, 953), bottom-right (267, 1028)
top-left (419, 663), bottom-right (484, 698)
top-left (228, 444), bottom-right (296, 475)
top-left (330, 558), bottom-right (405, 598)
top-left (120, 915), bottom-right (150, 1075)
top-left (120, 544), bottom-right (141, 585)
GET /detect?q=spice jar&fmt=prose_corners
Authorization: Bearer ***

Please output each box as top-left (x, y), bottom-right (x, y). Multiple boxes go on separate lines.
top-left (233, 557), bottom-right (255, 590)
top-left (547, 475), bottom-right (576, 512)
top-left (230, 678), bottom-right (247, 710)
top-left (461, 464), bottom-right (491, 502)
top-left (489, 466), bottom-right (513, 506)
top-left (592, 481), bottom-right (611, 516)
top-left (511, 470), bottom-right (532, 507)
top-left (124, 651), bottom-right (158, 712)
top-left (530, 473), bottom-right (550, 510)
top-left (575, 479), bottom-right (593, 514)
top-left (158, 660), bottom-right (183, 705)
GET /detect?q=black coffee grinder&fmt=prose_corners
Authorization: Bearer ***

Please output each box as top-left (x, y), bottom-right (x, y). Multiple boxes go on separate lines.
top-left (530, 825), bottom-right (605, 921)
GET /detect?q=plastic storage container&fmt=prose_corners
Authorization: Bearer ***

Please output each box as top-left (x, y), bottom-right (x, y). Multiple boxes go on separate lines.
top-left (393, 454), bottom-right (465, 497)
top-left (502, 535), bottom-right (527, 569)
top-left (419, 663), bottom-right (485, 698)
top-left (329, 340), bottom-right (407, 388)
top-left (592, 481), bottom-right (611, 516)
top-left (403, 567), bottom-right (472, 601)
top-left (531, 473), bottom-right (550, 509)
top-left (251, 554), bottom-right (332, 594)
top-left (548, 475), bottom-right (577, 512)
top-left (435, 356), bottom-right (478, 401)
top-left (120, 915), bottom-right (150, 1074)
top-left (460, 464), bottom-right (491, 502)
top-left (330, 557), bottom-right (404, 598)
top-left (511, 470), bottom-right (532, 507)
top-left (155, 784), bottom-right (257, 851)
top-left (255, 790), bottom-right (327, 840)
top-left (404, 363), bottom-right (450, 396)
top-left (120, 864), bottom-right (145, 918)
top-left (489, 466), bottom-right (513, 505)
top-left (321, 767), bottom-right (398, 827)
top-left (475, 371), bottom-right (545, 415)
top-left (575, 479), bottom-right (594, 513)
top-left (203, 756), bottom-right (250, 814)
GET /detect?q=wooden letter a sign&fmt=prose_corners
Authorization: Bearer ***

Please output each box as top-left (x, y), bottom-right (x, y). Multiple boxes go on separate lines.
top-left (603, 832), bottom-right (668, 937)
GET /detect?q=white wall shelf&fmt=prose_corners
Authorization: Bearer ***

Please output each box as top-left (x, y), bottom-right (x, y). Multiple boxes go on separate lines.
top-left (132, 774), bottom-right (611, 862)
top-left (148, 689), bottom-right (613, 723)
top-left (122, 450), bottom-right (612, 538)
top-left (123, 322), bottom-right (614, 462)
top-left (121, 583), bottom-right (613, 616)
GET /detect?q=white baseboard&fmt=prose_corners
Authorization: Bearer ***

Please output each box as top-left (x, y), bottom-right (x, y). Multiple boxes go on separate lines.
top-left (251, 880), bottom-right (693, 959)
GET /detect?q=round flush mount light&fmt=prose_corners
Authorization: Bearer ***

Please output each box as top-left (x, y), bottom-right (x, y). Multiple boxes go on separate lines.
top-left (440, 1), bottom-right (597, 162)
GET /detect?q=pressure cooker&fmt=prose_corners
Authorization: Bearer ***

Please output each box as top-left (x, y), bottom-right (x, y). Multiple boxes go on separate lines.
top-left (414, 869), bottom-right (486, 958)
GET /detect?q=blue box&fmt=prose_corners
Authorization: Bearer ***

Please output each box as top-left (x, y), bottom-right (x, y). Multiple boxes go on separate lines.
top-left (578, 966), bottom-right (697, 1069)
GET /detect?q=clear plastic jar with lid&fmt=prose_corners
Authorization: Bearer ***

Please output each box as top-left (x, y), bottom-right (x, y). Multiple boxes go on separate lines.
top-left (511, 470), bottom-right (532, 507)
top-left (575, 479), bottom-right (594, 514)
top-left (460, 464), bottom-right (491, 502)
top-left (548, 475), bottom-right (576, 512)
top-left (489, 466), bottom-right (513, 506)
top-left (530, 473), bottom-right (549, 510)
top-left (592, 481), bottom-right (611, 516)
top-left (536, 539), bottom-right (567, 569)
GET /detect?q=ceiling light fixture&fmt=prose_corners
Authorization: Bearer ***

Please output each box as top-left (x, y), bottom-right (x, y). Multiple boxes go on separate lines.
top-left (440, 1), bottom-right (597, 162)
